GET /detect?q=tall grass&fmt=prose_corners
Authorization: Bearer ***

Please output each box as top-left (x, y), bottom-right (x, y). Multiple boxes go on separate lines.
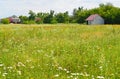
top-left (0, 24), bottom-right (120, 79)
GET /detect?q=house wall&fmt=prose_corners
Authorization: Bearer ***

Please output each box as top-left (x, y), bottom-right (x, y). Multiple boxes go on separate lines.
top-left (91, 16), bottom-right (104, 25)
top-left (88, 20), bottom-right (92, 25)
top-left (9, 15), bottom-right (21, 23)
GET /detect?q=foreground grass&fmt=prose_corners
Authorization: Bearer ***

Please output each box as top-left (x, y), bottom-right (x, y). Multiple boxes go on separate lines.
top-left (0, 24), bottom-right (120, 79)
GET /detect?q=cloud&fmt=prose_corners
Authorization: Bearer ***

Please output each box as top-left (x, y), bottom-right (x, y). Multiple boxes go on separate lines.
top-left (0, 0), bottom-right (120, 18)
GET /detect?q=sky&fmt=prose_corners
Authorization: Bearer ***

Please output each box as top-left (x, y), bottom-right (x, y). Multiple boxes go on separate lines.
top-left (0, 0), bottom-right (120, 18)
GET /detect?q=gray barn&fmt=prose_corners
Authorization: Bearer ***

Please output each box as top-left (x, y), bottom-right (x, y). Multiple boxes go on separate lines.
top-left (86, 14), bottom-right (104, 25)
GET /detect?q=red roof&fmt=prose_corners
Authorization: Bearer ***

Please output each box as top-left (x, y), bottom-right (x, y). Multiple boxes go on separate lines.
top-left (86, 14), bottom-right (99, 21)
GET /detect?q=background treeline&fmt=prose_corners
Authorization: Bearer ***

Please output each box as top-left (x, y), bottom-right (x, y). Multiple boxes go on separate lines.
top-left (1, 3), bottom-right (120, 24)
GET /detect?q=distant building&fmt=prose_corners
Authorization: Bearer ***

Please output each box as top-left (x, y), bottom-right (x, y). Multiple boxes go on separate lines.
top-left (9, 15), bottom-right (21, 24)
top-left (86, 14), bottom-right (104, 25)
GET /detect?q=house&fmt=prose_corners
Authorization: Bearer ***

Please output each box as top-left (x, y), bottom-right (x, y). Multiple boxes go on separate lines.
top-left (9, 15), bottom-right (21, 23)
top-left (86, 14), bottom-right (104, 25)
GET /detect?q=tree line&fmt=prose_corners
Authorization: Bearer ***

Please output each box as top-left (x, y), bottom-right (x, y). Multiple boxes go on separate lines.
top-left (1, 3), bottom-right (120, 24)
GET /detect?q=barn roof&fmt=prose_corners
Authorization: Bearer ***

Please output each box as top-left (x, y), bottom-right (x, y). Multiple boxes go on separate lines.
top-left (86, 14), bottom-right (100, 21)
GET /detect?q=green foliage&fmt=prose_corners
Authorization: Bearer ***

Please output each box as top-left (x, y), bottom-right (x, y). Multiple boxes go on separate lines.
top-left (28, 10), bottom-right (36, 21)
top-left (43, 10), bottom-right (58, 24)
top-left (55, 11), bottom-right (69, 23)
top-left (36, 12), bottom-right (47, 24)
top-left (28, 20), bottom-right (36, 24)
top-left (55, 13), bottom-right (65, 23)
top-left (19, 16), bottom-right (29, 24)
top-left (1, 18), bottom-right (10, 24)
top-left (50, 18), bottom-right (58, 24)
top-left (22, 21), bottom-right (29, 24)
top-left (21, 20), bottom-right (35, 24)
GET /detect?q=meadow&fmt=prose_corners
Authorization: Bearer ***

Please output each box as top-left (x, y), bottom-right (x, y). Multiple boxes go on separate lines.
top-left (0, 24), bottom-right (120, 79)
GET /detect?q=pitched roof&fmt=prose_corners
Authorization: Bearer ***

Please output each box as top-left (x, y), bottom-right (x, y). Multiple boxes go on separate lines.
top-left (86, 14), bottom-right (100, 21)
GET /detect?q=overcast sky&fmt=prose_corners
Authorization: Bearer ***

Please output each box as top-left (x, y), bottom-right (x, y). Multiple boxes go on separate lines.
top-left (0, 0), bottom-right (120, 18)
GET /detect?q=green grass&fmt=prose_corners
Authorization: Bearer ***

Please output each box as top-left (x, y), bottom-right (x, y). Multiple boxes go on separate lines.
top-left (0, 24), bottom-right (120, 79)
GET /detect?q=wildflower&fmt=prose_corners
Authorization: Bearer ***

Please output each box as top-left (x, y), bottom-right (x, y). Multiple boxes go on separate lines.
top-left (58, 67), bottom-right (63, 70)
top-left (99, 66), bottom-right (102, 69)
top-left (26, 60), bottom-right (31, 63)
top-left (70, 75), bottom-right (73, 78)
top-left (99, 66), bottom-right (103, 71)
top-left (84, 72), bottom-right (90, 77)
top-left (71, 73), bottom-right (80, 76)
top-left (92, 77), bottom-right (95, 79)
top-left (64, 68), bottom-right (67, 71)
top-left (37, 50), bottom-right (43, 53)
top-left (110, 73), bottom-right (114, 76)
top-left (79, 73), bottom-right (84, 76)
top-left (17, 70), bottom-right (22, 75)
top-left (3, 67), bottom-right (6, 70)
top-left (66, 71), bottom-right (70, 73)
top-left (74, 77), bottom-right (78, 79)
top-left (17, 62), bottom-right (25, 67)
top-left (7, 66), bottom-right (13, 69)
top-left (54, 74), bottom-right (59, 77)
top-left (0, 64), bottom-right (4, 67)
top-left (67, 76), bottom-right (70, 78)
top-left (97, 76), bottom-right (104, 79)
top-left (2, 73), bottom-right (8, 77)
top-left (84, 65), bottom-right (88, 67)
top-left (30, 66), bottom-right (35, 69)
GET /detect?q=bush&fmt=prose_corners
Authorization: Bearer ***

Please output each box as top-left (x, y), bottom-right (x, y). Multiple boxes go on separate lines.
top-left (22, 20), bottom-right (36, 24)
top-left (50, 19), bottom-right (58, 24)
top-left (22, 21), bottom-right (29, 24)
top-left (28, 20), bottom-right (36, 24)
top-left (1, 18), bottom-right (10, 24)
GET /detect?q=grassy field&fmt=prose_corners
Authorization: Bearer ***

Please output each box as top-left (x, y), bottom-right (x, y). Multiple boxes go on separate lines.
top-left (0, 24), bottom-right (120, 79)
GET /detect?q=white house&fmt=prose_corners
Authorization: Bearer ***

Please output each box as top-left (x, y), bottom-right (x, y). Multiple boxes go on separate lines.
top-left (9, 15), bottom-right (21, 24)
top-left (86, 14), bottom-right (104, 25)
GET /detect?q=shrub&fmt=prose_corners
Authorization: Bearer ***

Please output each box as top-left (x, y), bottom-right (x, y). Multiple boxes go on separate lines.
top-left (22, 21), bottom-right (29, 24)
top-left (1, 18), bottom-right (10, 24)
top-left (28, 20), bottom-right (36, 24)
top-left (50, 19), bottom-right (58, 24)
top-left (22, 20), bottom-right (36, 24)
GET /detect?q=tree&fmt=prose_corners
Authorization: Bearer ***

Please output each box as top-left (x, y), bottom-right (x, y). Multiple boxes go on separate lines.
top-left (98, 3), bottom-right (120, 24)
top-left (19, 15), bottom-right (29, 24)
top-left (43, 10), bottom-right (57, 24)
top-left (36, 12), bottom-right (49, 24)
top-left (63, 11), bottom-right (69, 23)
top-left (55, 11), bottom-right (69, 23)
top-left (55, 13), bottom-right (65, 23)
top-left (28, 10), bottom-right (36, 21)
